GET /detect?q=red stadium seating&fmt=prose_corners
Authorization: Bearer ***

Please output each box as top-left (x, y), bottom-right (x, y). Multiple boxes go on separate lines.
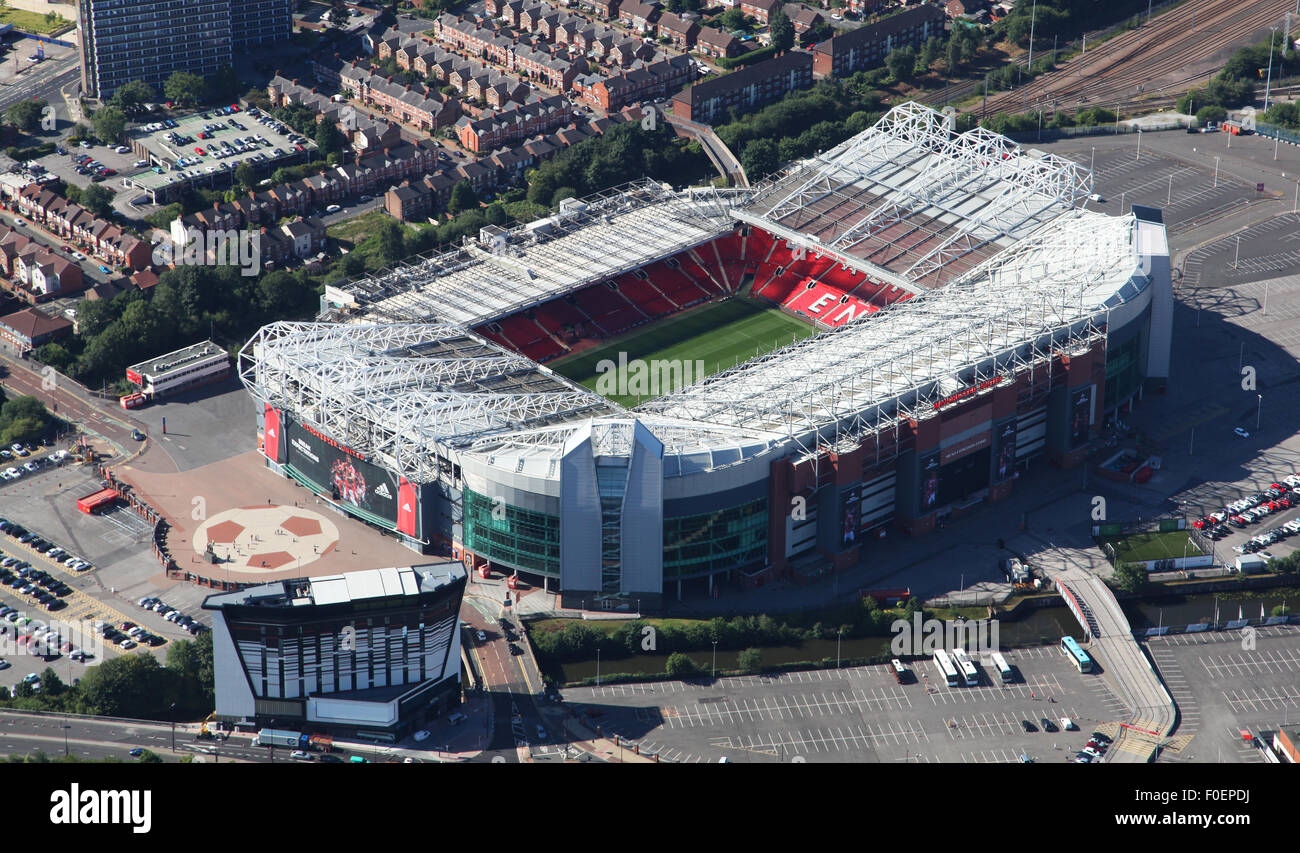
top-left (473, 227), bottom-right (921, 363)
top-left (781, 280), bottom-right (878, 328)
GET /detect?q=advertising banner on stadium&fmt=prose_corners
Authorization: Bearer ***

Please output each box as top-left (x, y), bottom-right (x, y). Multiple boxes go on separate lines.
top-left (919, 451), bottom-right (941, 513)
top-left (993, 419), bottom-right (1017, 483)
top-left (1069, 386), bottom-right (1093, 448)
top-left (840, 486), bottom-right (860, 549)
top-left (283, 415), bottom-right (418, 537)
top-left (263, 405), bottom-right (283, 464)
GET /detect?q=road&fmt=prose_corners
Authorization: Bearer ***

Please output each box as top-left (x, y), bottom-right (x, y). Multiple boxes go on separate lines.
top-left (0, 351), bottom-right (137, 457)
top-left (666, 112), bottom-right (747, 188)
top-left (0, 55), bottom-right (79, 116)
top-left (1047, 566), bottom-right (1177, 763)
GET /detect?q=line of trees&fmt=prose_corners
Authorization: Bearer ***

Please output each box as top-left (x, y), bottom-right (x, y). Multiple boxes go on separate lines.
top-left (0, 634), bottom-right (213, 720)
top-left (35, 263), bottom-right (318, 390)
top-left (532, 596), bottom-right (919, 664)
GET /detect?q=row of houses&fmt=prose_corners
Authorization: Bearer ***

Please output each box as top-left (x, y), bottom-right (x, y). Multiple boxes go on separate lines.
top-left (386, 104), bottom-right (651, 221)
top-left (672, 49), bottom-right (813, 124)
top-left (9, 184), bottom-right (153, 272)
top-left (0, 226), bottom-right (85, 303)
top-left (270, 72), bottom-right (461, 142)
top-left (455, 94), bottom-right (573, 152)
top-left (168, 209), bottom-right (328, 266)
top-left (575, 52), bottom-right (694, 112)
top-left (811, 5), bottom-right (946, 78)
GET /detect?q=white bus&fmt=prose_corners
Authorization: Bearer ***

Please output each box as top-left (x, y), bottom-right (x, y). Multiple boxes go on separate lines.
top-left (932, 649), bottom-right (959, 687)
top-left (990, 651), bottom-right (1014, 683)
top-left (951, 647), bottom-right (979, 686)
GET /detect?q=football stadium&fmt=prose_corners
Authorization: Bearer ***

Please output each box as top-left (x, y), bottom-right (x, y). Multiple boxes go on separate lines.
top-left (240, 102), bottom-right (1172, 611)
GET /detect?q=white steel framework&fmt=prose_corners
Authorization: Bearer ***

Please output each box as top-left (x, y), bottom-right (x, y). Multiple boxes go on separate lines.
top-left (334, 180), bottom-right (739, 329)
top-left (242, 103), bottom-right (1154, 483)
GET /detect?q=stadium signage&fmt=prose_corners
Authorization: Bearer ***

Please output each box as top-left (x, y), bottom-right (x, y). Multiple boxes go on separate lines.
top-left (933, 376), bottom-right (1003, 410)
top-left (300, 421), bottom-right (366, 461)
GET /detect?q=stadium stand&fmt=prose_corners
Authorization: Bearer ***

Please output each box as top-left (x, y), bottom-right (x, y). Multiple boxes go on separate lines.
top-left (466, 228), bottom-right (912, 362)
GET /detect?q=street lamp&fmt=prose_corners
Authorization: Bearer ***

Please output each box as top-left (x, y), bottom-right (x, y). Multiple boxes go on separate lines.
top-left (711, 640), bottom-right (717, 678)
top-left (62, 724), bottom-right (69, 757)
top-left (1265, 27), bottom-right (1279, 113)
top-left (170, 703), bottom-right (176, 753)
top-left (1214, 155), bottom-right (1220, 188)
top-left (1256, 394), bottom-right (1262, 430)
top-left (836, 629), bottom-right (842, 670)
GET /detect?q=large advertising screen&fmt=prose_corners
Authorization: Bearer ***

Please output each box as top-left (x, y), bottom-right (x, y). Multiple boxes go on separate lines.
top-left (919, 451), bottom-right (941, 514)
top-left (994, 420), bottom-right (1017, 483)
top-left (283, 415), bottom-right (419, 538)
top-left (1070, 386), bottom-right (1092, 448)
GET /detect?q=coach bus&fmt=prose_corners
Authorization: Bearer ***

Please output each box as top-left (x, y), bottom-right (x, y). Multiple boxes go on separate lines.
top-left (951, 647), bottom-right (979, 686)
top-left (932, 649), bottom-right (959, 687)
top-left (1061, 636), bottom-right (1093, 673)
top-left (890, 658), bottom-right (911, 684)
top-left (990, 651), bottom-right (1014, 683)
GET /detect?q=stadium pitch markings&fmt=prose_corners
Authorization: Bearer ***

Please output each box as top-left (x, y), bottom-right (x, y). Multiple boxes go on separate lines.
top-left (549, 298), bottom-right (814, 408)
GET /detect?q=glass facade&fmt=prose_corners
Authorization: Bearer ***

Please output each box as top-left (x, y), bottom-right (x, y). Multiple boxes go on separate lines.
top-left (1104, 333), bottom-right (1142, 409)
top-left (596, 463), bottom-right (628, 597)
top-left (663, 497), bottom-right (768, 579)
top-left (463, 488), bottom-right (560, 577)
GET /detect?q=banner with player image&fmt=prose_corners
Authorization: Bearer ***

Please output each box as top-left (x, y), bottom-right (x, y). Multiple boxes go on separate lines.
top-left (282, 415), bottom-right (418, 537)
top-left (993, 419), bottom-right (1017, 482)
top-left (918, 450), bottom-right (941, 514)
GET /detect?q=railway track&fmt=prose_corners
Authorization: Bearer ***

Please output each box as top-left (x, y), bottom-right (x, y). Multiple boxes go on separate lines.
top-left (980, 0), bottom-right (1295, 116)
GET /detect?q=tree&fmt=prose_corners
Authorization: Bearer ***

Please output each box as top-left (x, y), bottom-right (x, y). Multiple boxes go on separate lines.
top-left (665, 652), bottom-right (698, 677)
top-left (737, 647), bottom-right (762, 674)
top-left (80, 183), bottom-right (114, 218)
top-left (448, 180), bottom-right (478, 215)
top-left (6, 99), bottom-right (46, 133)
top-left (315, 119), bottom-right (343, 155)
top-left (947, 36), bottom-right (964, 75)
top-left (740, 137), bottom-right (780, 178)
top-left (374, 220), bottom-right (407, 266)
top-left (720, 7), bottom-right (747, 31)
top-left (769, 8), bottom-right (794, 52)
top-left (1113, 562), bottom-right (1148, 594)
top-left (484, 203), bottom-right (507, 226)
top-left (885, 46), bottom-right (917, 82)
top-left (109, 80), bottom-right (155, 111)
top-left (1196, 104), bottom-right (1228, 125)
top-left (91, 106), bottom-right (126, 146)
top-left (920, 36), bottom-right (940, 71)
top-left (234, 161), bottom-right (257, 191)
top-left (163, 72), bottom-right (206, 106)
top-left (328, 0), bottom-right (350, 27)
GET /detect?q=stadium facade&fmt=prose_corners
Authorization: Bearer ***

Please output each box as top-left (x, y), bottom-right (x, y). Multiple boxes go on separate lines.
top-left (241, 103), bottom-right (1172, 612)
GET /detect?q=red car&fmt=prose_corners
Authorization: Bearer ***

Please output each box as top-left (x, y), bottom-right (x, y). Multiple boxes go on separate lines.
top-left (230, 104), bottom-right (240, 112)
top-left (101, 168), bottom-right (116, 176)
top-left (194, 147), bottom-right (205, 155)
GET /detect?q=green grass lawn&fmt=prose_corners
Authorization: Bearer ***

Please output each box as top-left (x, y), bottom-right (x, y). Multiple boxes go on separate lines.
top-left (1104, 530), bottom-right (1204, 563)
top-left (0, 9), bottom-right (72, 35)
top-left (325, 208), bottom-right (392, 248)
top-left (549, 298), bottom-right (814, 407)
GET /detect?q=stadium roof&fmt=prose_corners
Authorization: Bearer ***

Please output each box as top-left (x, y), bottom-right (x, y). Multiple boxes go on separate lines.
top-left (735, 101), bottom-right (1092, 292)
top-left (641, 207), bottom-right (1141, 456)
top-left (335, 180), bottom-right (737, 328)
top-left (243, 103), bottom-right (1158, 481)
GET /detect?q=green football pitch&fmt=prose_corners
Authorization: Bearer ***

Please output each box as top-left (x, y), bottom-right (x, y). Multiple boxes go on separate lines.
top-left (548, 298), bottom-right (815, 407)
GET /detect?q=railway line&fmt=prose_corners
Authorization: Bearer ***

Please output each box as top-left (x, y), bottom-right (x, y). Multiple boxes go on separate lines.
top-left (980, 0), bottom-right (1295, 117)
